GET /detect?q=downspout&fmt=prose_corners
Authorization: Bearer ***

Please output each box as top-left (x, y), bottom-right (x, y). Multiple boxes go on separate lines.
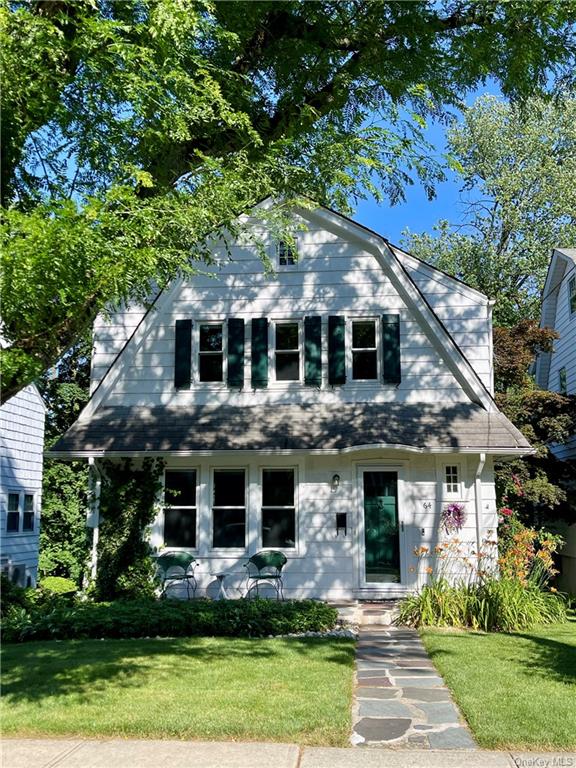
top-left (474, 453), bottom-right (487, 561)
top-left (87, 457), bottom-right (101, 584)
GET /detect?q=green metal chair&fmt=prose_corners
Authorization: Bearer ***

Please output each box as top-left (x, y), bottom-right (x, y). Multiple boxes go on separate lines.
top-left (244, 550), bottom-right (287, 600)
top-left (156, 551), bottom-right (198, 599)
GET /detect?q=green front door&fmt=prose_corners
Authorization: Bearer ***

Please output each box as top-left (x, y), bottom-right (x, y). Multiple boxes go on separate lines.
top-left (363, 471), bottom-right (400, 583)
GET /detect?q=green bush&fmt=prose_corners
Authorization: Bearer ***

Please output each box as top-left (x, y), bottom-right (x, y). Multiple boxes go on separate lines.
top-left (0, 575), bottom-right (32, 617)
top-left (397, 576), bottom-right (568, 632)
top-left (1, 598), bottom-right (339, 643)
top-left (39, 576), bottom-right (77, 596)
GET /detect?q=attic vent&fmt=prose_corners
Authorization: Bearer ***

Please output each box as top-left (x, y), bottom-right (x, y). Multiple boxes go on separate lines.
top-left (278, 240), bottom-right (297, 266)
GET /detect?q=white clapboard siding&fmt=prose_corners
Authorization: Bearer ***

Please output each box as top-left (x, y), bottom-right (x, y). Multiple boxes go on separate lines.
top-left (0, 386), bottom-right (46, 586)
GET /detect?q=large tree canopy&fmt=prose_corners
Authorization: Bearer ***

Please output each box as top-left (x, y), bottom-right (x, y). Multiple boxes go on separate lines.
top-left (405, 94), bottom-right (576, 326)
top-left (2, 0), bottom-right (576, 401)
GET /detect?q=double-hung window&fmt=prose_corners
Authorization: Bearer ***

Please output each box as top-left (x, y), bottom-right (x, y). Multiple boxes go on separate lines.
top-left (212, 469), bottom-right (246, 548)
top-left (6, 492), bottom-right (35, 533)
top-left (164, 470), bottom-right (197, 548)
top-left (274, 322), bottom-right (300, 381)
top-left (198, 323), bottom-right (224, 382)
top-left (559, 367), bottom-right (568, 395)
top-left (351, 320), bottom-right (378, 380)
top-left (262, 469), bottom-right (296, 549)
top-left (569, 276), bottom-right (576, 315)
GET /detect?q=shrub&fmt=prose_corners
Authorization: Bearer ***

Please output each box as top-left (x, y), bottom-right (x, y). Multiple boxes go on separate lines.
top-left (0, 575), bottom-right (32, 617)
top-left (1, 598), bottom-right (339, 643)
top-left (39, 576), bottom-right (77, 596)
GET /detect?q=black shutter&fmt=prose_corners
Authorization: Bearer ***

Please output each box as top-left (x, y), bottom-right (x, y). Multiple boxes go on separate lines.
top-left (174, 319), bottom-right (192, 389)
top-left (251, 318), bottom-right (268, 388)
top-left (382, 314), bottom-right (401, 384)
top-left (304, 316), bottom-right (322, 386)
top-left (328, 316), bottom-right (346, 385)
top-left (227, 318), bottom-right (245, 388)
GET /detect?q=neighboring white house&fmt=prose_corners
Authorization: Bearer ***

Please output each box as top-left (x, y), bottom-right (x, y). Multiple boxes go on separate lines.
top-left (535, 247), bottom-right (576, 593)
top-left (50, 202), bottom-right (531, 600)
top-left (0, 384), bottom-right (46, 587)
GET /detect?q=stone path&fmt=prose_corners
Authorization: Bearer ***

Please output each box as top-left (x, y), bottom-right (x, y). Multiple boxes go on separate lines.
top-left (351, 626), bottom-right (477, 750)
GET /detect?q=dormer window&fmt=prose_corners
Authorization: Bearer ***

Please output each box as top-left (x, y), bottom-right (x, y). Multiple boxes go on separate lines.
top-left (278, 240), bottom-right (297, 266)
top-left (569, 276), bottom-right (576, 315)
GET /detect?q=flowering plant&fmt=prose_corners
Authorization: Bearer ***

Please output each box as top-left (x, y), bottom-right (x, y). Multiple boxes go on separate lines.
top-left (441, 502), bottom-right (466, 535)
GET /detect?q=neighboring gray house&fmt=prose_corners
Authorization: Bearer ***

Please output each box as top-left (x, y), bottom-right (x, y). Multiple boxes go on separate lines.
top-left (0, 384), bottom-right (46, 587)
top-left (535, 247), bottom-right (576, 592)
top-left (50, 202), bottom-right (531, 599)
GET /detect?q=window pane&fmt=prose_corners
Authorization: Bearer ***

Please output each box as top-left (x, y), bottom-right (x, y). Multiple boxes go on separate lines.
top-left (199, 354), bottom-right (223, 382)
top-left (24, 495), bottom-right (34, 512)
top-left (353, 321), bottom-right (376, 348)
top-left (569, 278), bottom-right (576, 314)
top-left (263, 469), bottom-right (295, 506)
top-left (213, 470), bottom-right (245, 507)
top-left (276, 323), bottom-right (298, 350)
top-left (164, 508), bottom-right (196, 547)
top-left (213, 508), bottom-right (245, 548)
top-left (23, 512), bottom-right (34, 532)
top-left (8, 493), bottom-right (19, 512)
top-left (352, 350), bottom-right (377, 379)
top-left (7, 512), bottom-right (19, 532)
top-left (165, 471), bottom-right (196, 507)
top-left (262, 508), bottom-right (296, 548)
top-left (278, 241), bottom-right (296, 265)
top-left (200, 325), bottom-right (222, 351)
top-left (276, 352), bottom-right (299, 380)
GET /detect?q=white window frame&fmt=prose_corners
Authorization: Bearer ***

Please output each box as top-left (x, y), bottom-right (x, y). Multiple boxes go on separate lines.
top-left (260, 467), bottom-right (298, 551)
top-left (5, 491), bottom-right (36, 535)
top-left (162, 469), bottom-right (199, 551)
top-left (210, 467), bottom-right (248, 553)
top-left (347, 317), bottom-right (381, 382)
top-left (276, 238), bottom-right (298, 268)
top-left (443, 464), bottom-right (462, 499)
top-left (270, 319), bottom-right (303, 384)
top-left (194, 321), bottom-right (227, 385)
top-left (569, 275), bottom-right (576, 316)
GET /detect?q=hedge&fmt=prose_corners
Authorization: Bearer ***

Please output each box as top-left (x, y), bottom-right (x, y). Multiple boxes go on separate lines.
top-left (2, 598), bottom-right (339, 643)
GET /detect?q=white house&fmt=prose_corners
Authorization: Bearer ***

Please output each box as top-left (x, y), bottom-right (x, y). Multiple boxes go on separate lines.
top-left (0, 385), bottom-right (46, 587)
top-left (50, 202), bottom-right (531, 600)
top-left (535, 247), bottom-right (576, 592)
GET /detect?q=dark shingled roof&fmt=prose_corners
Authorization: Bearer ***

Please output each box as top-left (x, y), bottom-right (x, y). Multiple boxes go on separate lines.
top-left (49, 403), bottom-right (532, 455)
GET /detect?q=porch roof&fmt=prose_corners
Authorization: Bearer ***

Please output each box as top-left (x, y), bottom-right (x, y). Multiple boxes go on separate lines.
top-left (48, 403), bottom-right (532, 457)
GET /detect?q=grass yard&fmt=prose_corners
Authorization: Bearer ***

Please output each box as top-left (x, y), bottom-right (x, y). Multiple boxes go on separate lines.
top-left (421, 617), bottom-right (576, 750)
top-left (1, 636), bottom-right (354, 746)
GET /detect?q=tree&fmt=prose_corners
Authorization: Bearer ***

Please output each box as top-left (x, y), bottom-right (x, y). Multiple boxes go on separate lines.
top-left (405, 95), bottom-right (576, 326)
top-left (3, 1), bottom-right (576, 401)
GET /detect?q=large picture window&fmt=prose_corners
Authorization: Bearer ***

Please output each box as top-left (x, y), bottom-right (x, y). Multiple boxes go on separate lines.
top-left (164, 470), bottom-right (197, 548)
top-left (199, 323), bottom-right (224, 382)
top-left (213, 469), bottom-right (246, 548)
top-left (351, 320), bottom-right (378, 380)
top-left (262, 469), bottom-right (296, 548)
top-left (274, 322), bottom-right (300, 381)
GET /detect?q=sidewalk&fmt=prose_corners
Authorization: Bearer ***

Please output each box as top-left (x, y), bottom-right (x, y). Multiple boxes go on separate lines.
top-left (3, 738), bottom-right (575, 768)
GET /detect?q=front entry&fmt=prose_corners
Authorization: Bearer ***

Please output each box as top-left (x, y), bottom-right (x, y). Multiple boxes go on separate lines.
top-left (362, 470), bottom-right (401, 584)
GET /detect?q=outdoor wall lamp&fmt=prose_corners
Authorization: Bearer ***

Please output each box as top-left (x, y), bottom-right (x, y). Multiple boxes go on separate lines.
top-left (331, 473), bottom-right (341, 490)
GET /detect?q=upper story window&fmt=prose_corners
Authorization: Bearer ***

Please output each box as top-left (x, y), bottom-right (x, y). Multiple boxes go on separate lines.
top-left (274, 321), bottom-right (300, 381)
top-left (559, 367), bottom-right (568, 395)
top-left (277, 240), bottom-right (297, 266)
top-left (445, 465), bottom-right (460, 496)
top-left (164, 470), bottom-right (197, 548)
top-left (569, 276), bottom-right (576, 315)
top-left (351, 320), bottom-right (378, 380)
top-left (6, 492), bottom-right (35, 534)
top-left (198, 323), bottom-right (224, 382)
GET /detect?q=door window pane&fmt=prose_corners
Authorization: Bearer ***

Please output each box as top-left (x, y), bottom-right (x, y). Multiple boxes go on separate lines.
top-left (199, 324), bottom-right (223, 381)
top-left (275, 323), bottom-right (300, 381)
top-left (213, 470), bottom-right (246, 548)
top-left (352, 320), bottom-right (378, 380)
top-left (363, 471), bottom-right (399, 583)
top-left (23, 495), bottom-right (34, 531)
top-left (262, 469), bottom-right (295, 548)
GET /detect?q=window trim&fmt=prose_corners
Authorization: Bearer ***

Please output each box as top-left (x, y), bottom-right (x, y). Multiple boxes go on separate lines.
top-left (270, 319), bottom-right (303, 384)
top-left (5, 492), bottom-right (36, 535)
top-left (210, 467), bottom-right (248, 552)
top-left (162, 469), bottom-right (199, 551)
top-left (193, 320), bottom-right (227, 385)
top-left (346, 316), bottom-right (381, 383)
top-left (260, 467), bottom-right (298, 550)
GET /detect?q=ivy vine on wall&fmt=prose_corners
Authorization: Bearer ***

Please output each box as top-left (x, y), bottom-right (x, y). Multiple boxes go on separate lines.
top-left (95, 457), bottom-right (165, 601)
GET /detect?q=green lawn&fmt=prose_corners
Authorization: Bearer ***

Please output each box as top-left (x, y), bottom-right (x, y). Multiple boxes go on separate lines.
top-left (421, 618), bottom-right (576, 750)
top-left (1, 636), bottom-right (354, 745)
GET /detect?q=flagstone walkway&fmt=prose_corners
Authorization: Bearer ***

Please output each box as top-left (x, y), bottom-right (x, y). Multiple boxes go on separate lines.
top-left (351, 626), bottom-right (477, 750)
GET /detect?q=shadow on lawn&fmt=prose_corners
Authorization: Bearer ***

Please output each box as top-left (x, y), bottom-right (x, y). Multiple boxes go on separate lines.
top-left (1, 636), bottom-right (354, 706)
